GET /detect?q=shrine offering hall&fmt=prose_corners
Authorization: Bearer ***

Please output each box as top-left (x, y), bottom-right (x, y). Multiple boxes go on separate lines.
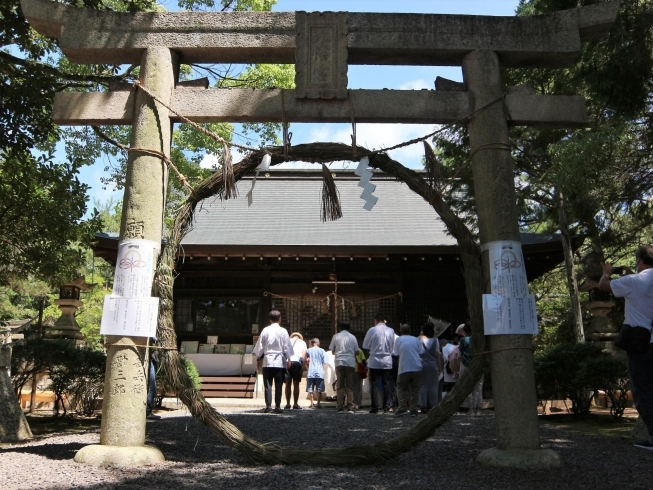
top-left (95, 169), bottom-right (565, 354)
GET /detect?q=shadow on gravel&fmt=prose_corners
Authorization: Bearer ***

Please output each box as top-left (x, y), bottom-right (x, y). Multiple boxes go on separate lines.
top-left (7, 411), bottom-right (653, 490)
top-left (2, 441), bottom-right (87, 460)
top-left (144, 410), bottom-right (414, 464)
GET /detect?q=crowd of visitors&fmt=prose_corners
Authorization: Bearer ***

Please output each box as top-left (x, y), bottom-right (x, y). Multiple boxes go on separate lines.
top-left (253, 309), bottom-right (481, 415)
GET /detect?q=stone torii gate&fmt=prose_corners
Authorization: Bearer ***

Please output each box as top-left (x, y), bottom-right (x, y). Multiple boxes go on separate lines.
top-left (22, 0), bottom-right (619, 468)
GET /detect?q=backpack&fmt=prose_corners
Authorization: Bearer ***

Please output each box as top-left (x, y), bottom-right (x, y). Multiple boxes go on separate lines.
top-left (447, 346), bottom-right (461, 375)
top-left (356, 350), bottom-right (367, 379)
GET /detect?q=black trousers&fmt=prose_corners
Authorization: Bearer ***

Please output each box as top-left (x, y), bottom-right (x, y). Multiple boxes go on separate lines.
top-left (628, 343), bottom-right (653, 438)
top-left (369, 368), bottom-right (395, 409)
top-left (262, 367), bottom-right (285, 408)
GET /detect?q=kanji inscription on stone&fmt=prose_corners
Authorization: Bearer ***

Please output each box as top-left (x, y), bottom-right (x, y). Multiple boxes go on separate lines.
top-left (124, 220), bottom-right (145, 239)
top-left (295, 11), bottom-right (348, 99)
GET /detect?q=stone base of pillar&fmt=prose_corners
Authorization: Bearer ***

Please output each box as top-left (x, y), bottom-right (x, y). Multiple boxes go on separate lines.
top-left (477, 448), bottom-right (562, 469)
top-left (74, 444), bottom-right (165, 467)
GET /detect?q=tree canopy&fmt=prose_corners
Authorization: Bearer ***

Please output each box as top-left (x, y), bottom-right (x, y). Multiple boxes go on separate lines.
top-left (0, 0), bottom-right (293, 288)
top-left (432, 0), bottom-right (653, 344)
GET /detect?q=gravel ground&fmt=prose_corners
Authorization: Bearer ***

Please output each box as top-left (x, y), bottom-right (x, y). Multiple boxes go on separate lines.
top-left (1, 407), bottom-right (652, 490)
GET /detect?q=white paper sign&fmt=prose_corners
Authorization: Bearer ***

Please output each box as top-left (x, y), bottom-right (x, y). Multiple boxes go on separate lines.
top-left (112, 239), bottom-right (160, 298)
top-left (482, 240), bottom-right (538, 335)
top-left (100, 296), bottom-right (159, 337)
top-left (486, 240), bottom-right (530, 298)
top-left (482, 294), bottom-right (538, 335)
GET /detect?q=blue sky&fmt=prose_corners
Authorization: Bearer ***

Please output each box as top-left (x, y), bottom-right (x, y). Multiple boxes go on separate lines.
top-left (78, 0), bottom-right (520, 206)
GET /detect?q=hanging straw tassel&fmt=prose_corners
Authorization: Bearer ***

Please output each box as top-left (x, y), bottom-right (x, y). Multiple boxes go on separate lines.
top-left (321, 297), bottom-right (330, 315)
top-left (423, 141), bottom-right (444, 196)
top-left (349, 302), bottom-right (359, 319)
top-left (221, 142), bottom-right (238, 199)
top-left (349, 96), bottom-right (357, 159)
top-left (321, 163), bottom-right (343, 222)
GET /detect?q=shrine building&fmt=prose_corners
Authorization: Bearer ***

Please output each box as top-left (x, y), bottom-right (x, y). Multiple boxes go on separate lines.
top-left (94, 168), bottom-right (565, 351)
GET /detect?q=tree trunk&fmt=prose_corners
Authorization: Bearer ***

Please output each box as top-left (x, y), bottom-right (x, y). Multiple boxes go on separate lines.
top-left (556, 190), bottom-right (585, 343)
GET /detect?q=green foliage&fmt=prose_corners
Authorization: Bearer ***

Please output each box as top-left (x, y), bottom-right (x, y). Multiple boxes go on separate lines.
top-left (531, 269), bottom-right (582, 352)
top-left (157, 356), bottom-right (201, 400)
top-left (94, 197), bottom-right (122, 233)
top-left (582, 355), bottom-right (630, 419)
top-left (432, 0), bottom-right (653, 339)
top-left (49, 345), bottom-right (106, 416)
top-left (1, 0), bottom-right (226, 287)
top-left (10, 336), bottom-right (106, 416)
top-left (9, 327), bottom-right (47, 396)
top-left (231, 64), bottom-right (295, 146)
top-left (0, 151), bottom-right (102, 285)
top-left (76, 282), bottom-right (112, 352)
top-left (0, 277), bottom-right (51, 321)
top-left (534, 342), bottom-right (628, 417)
top-left (4, 0), bottom-right (293, 253)
top-left (178, 0), bottom-right (277, 11)
top-left (518, 0), bottom-right (653, 117)
top-left (182, 356), bottom-right (201, 390)
top-left (508, 0), bottom-right (653, 249)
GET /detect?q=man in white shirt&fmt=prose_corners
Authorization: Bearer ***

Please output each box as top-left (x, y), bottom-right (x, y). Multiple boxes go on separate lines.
top-left (600, 246), bottom-right (653, 450)
top-left (393, 323), bottom-right (424, 416)
top-left (329, 323), bottom-right (359, 413)
top-left (362, 312), bottom-right (396, 413)
top-left (284, 332), bottom-right (307, 410)
top-left (253, 310), bottom-right (292, 413)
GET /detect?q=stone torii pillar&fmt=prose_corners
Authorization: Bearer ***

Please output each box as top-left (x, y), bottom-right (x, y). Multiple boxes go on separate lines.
top-left (74, 47), bottom-right (178, 467)
top-left (463, 50), bottom-right (559, 468)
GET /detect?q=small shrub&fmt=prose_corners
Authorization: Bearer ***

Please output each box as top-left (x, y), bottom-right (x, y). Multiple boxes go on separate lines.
top-left (10, 334), bottom-right (56, 396)
top-left (11, 337), bottom-right (106, 416)
top-left (534, 342), bottom-right (627, 417)
top-left (582, 356), bottom-right (630, 420)
top-left (65, 348), bottom-right (106, 416)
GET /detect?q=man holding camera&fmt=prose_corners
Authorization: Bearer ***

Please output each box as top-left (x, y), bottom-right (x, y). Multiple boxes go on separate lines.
top-left (599, 245), bottom-right (653, 450)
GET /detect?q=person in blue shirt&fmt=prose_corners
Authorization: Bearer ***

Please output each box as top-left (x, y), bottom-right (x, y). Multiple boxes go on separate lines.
top-left (306, 338), bottom-right (327, 408)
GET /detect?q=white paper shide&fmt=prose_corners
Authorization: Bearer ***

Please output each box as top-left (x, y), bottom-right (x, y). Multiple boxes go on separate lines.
top-left (482, 240), bottom-right (538, 335)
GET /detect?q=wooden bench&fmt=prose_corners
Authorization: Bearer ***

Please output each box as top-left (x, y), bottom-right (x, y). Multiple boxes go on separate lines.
top-left (199, 375), bottom-right (256, 398)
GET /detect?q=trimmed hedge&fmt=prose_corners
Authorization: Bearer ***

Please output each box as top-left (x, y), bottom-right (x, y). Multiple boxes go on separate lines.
top-left (534, 342), bottom-right (629, 418)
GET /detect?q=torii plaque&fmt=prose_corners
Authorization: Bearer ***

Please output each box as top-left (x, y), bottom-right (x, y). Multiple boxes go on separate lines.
top-left (21, 0), bottom-right (619, 469)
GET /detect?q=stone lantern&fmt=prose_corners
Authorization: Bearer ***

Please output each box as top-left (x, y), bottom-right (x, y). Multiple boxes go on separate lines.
top-left (578, 252), bottom-right (620, 353)
top-left (45, 276), bottom-right (92, 341)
